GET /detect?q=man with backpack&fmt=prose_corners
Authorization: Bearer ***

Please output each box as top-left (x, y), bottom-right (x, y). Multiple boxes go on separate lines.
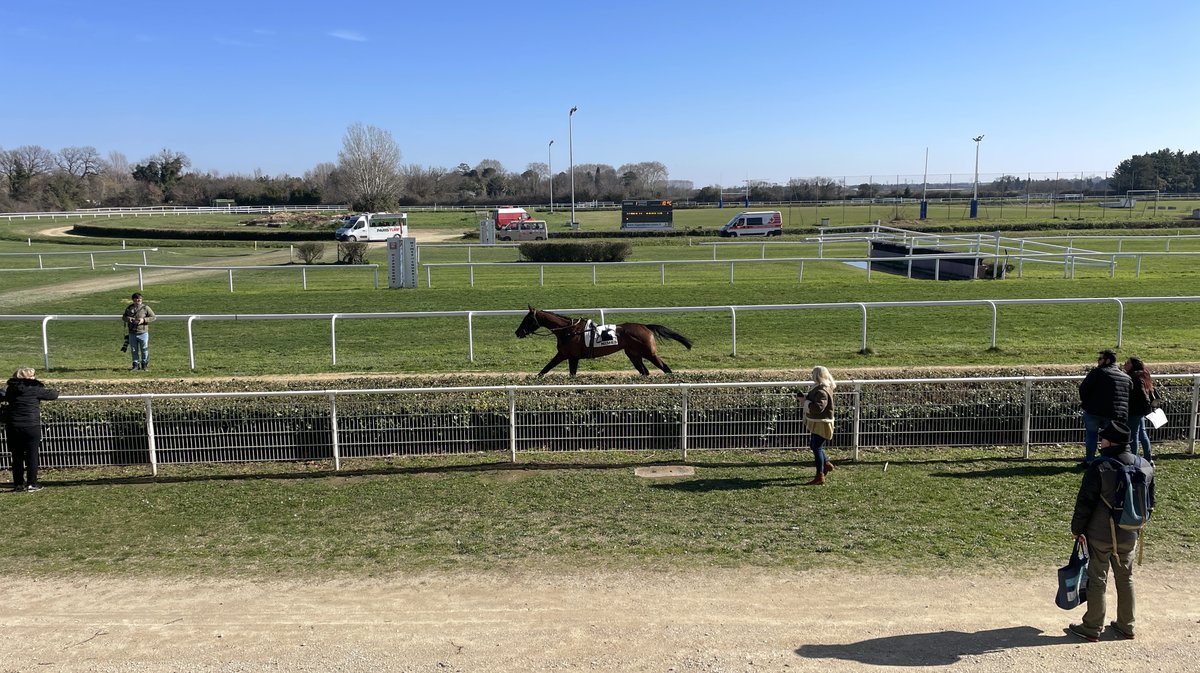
top-left (1068, 420), bottom-right (1155, 642)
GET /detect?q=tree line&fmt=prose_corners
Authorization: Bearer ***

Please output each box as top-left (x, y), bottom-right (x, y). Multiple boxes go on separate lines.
top-left (1, 126), bottom-right (1194, 213)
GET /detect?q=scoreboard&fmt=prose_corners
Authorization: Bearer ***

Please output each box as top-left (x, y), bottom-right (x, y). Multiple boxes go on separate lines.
top-left (620, 200), bottom-right (673, 230)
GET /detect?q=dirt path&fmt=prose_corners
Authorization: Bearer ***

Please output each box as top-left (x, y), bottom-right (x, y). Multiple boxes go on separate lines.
top-left (1, 227), bottom-right (464, 310)
top-left (0, 567), bottom-right (1195, 672)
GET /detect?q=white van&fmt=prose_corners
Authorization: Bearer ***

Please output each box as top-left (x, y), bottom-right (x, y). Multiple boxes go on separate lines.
top-left (718, 211), bottom-right (783, 237)
top-left (497, 219), bottom-right (548, 241)
top-left (335, 213), bottom-right (409, 242)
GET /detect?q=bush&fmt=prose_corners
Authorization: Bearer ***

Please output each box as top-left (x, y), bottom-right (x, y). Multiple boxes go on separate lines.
top-left (517, 241), bottom-right (632, 263)
top-left (337, 242), bottom-right (369, 264)
top-left (295, 242), bottom-right (326, 264)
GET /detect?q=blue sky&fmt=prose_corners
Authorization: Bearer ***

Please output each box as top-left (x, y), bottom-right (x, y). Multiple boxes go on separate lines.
top-left (4, 0), bottom-right (1198, 187)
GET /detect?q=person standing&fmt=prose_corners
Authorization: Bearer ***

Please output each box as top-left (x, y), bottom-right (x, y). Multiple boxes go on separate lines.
top-left (1068, 420), bottom-right (1155, 642)
top-left (1123, 357), bottom-right (1158, 462)
top-left (0, 368), bottom-right (59, 492)
top-left (799, 366), bottom-right (837, 486)
top-left (122, 292), bottom-right (156, 371)
top-left (1078, 349), bottom-right (1131, 466)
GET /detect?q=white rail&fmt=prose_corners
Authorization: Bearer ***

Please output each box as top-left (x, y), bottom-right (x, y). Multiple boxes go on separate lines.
top-left (109, 263), bottom-right (380, 292)
top-left (6, 374), bottom-right (1196, 475)
top-left (3, 296), bottom-right (1198, 371)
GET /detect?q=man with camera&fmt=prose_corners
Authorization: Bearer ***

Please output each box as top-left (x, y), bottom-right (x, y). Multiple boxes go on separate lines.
top-left (121, 292), bottom-right (156, 371)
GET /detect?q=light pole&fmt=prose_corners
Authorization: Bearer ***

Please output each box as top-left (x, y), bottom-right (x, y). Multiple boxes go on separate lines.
top-left (569, 105), bottom-right (577, 228)
top-left (548, 139), bottom-right (554, 213)
top-left (971, 134), bottom-right (984, 219)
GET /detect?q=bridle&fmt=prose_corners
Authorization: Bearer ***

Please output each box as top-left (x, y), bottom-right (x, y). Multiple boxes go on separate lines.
top-left (522, 310), bottom-right (580, 338)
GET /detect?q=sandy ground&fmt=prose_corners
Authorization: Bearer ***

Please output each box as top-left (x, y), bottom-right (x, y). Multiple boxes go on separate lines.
top-left (0, 567), bottom-right (1196, 672)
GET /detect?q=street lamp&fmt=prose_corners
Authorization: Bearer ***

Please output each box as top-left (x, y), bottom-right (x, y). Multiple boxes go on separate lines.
top-left (971, 134), bottom-right (984, 219)
top-left (569, 105), bottom-right (577, 228)
top-left (548, 139), bottom-right (554, 213)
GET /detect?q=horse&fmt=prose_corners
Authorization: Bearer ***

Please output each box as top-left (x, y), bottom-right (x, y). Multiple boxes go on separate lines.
top-left (514, 306), bottom-right (692, 377)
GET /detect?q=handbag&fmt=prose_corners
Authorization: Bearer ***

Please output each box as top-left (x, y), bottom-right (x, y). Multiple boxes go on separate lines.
top-left (1145, 407), bottom-right (1167, 430)
top-left (1055, 540), bottom-right (1089, 610)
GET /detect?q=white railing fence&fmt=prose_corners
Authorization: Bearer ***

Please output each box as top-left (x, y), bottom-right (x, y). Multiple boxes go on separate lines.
top-left (3, 296), bottom-right (1198, 371)
top-left (3, 375), bottom-right (1196, 476)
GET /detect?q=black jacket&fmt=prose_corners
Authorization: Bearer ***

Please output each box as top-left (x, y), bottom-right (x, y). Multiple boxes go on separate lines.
top-left (0, 377), bottom-right (59, 427)
top-left (1078, 364), bottom-right (1132, 419)
top-left (1128, 377), bottom-right (1154, 417)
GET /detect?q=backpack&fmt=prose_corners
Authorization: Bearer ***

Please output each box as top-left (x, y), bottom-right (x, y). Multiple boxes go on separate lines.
top-left (1098, 456), bottom-right (1152, 565)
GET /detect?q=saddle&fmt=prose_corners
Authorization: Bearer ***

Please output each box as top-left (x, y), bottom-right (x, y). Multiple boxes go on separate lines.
top-left (579, 320), bottom-right (619, 348)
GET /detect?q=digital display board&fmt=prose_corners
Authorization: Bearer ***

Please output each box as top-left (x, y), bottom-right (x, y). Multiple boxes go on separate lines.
top-left (620, 200), bottom-right (673, 229)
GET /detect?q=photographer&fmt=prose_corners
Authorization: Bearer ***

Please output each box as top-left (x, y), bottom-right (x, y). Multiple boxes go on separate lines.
top-left (121, 292), bottom-right (156, 371)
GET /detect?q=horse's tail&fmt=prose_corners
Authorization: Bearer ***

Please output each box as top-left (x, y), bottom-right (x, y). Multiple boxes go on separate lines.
top-left (647, 324), bottom-right (692, 350)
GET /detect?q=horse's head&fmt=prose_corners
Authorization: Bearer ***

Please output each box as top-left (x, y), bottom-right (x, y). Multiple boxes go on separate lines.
top-left (515, 307), bottom-right (540, 338)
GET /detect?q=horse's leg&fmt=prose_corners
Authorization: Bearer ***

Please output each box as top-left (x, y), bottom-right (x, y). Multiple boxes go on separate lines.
top-left (568, 358), bottom-right (579, 377)
top-left (647, 352), bottom-right (673, 374)
top-left (625, 351), bottom-right (650, 376)
top-left (537, 353), bottom-right (567, 377)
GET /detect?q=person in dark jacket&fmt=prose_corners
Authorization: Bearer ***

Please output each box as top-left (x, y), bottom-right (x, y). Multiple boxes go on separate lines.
top-left (1122, 357), bottom-right (1158, 462)
top-left (1078, 349), bottom-right (1132, 465)
top-left (1, 368), bottom-right (60, 492)
top-left (1068, 420), bottom-right (1154, 642)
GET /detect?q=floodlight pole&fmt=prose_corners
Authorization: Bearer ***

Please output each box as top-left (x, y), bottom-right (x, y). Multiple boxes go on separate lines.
top-left (569, 106), bottom-right (578, 228)
top-left (971, 134), bottom-right (984, 219)
top-left (548, 139), bottom-right (554, 213)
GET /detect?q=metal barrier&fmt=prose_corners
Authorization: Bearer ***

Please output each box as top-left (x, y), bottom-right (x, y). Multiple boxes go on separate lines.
top-left (2, 375), bottom-right (1194, 475)
top-left (3, 296), bottom-right (1199, 370)
top-left (110, 263), bottom-right (380, 292)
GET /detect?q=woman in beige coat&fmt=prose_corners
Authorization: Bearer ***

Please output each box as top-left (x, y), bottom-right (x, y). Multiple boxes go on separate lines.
top-left (799, 366), bottom-right (836, 485)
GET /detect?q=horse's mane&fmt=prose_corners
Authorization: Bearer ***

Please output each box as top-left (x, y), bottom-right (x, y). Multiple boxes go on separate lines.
top-left (538, 309), bottom-right (576, 323)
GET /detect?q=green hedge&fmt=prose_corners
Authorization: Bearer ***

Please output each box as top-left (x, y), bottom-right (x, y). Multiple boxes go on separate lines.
top-left (70, 223), bottom-right (332, 242)
top-left (518, 241), bottom-right (633, 262)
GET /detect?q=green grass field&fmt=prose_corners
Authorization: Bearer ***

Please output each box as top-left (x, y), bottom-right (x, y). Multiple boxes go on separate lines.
top-left (2, 447), bottom-right (1196, 576)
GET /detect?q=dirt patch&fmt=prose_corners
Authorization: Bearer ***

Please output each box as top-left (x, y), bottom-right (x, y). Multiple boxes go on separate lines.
top-left (1, 566), bottom-right (1195, 671)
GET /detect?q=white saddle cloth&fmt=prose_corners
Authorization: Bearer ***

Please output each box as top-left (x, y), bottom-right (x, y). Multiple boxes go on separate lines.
top-left (582, 321), bottom-right (619, 348)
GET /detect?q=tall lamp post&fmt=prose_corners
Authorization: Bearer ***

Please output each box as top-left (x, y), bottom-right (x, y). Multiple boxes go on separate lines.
top-left (569, 105), bottom-right (577, 228)
top-left (971, 134), bottom-right (984, 219)
top-left (548, 139), bottom-right (554, 213)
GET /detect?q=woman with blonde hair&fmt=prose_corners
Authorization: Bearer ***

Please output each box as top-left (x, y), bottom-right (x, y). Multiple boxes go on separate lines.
top-left (1, 367), bottom-right (59, 492)
top-left (799, 366), bottom-right (837, 485)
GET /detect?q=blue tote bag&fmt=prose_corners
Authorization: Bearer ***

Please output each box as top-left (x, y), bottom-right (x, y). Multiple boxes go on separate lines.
top-left (1055, 540), bottom-right (1089, 610)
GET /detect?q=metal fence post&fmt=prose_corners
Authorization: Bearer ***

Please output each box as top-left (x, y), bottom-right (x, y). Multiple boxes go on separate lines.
top-left (228, 269), bottom-right (234, 293)
top-left (187, 316), bottom-right (197, 369)
top-left (329, 392), bottom-right (341, 471)
top-left (1113, 298), bottom-right (1125, 348)
top-left (1190, 377), bottom-right (1199, 455)
top-left (852, 383), bottom-right (862, 462)
top-left (467, 311), bottom-right (475, 362)
top-left (145, 397), bottom-right (158, 476)
top-left (1022, 378), bottom-right (1033, 459)
top-left (331, 314), bottom-right (339, 365)
top-left (987, 300), bottom-right (998, 350)
top-left (680, 385), bottom-right (689, 462)
top-left (508, 388), bottom-right (517, 463)
top-left (858, 303), bottom-right (869, 353)
top-left (41, 316), bottom-right (54, 370)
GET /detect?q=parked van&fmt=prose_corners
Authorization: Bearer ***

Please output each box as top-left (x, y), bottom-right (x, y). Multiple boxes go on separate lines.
top-left (718, 210), bottom-right (783, 237)
top-left (335, 213), bottom-right (408, 241)
top-left (492, 207), bottom-right (531, 230)
top-left (497, 219), bottom-right (548, 241)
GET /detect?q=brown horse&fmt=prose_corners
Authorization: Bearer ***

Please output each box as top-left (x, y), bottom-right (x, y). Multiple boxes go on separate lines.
top-left (514, 306), bottom-right (692, 377)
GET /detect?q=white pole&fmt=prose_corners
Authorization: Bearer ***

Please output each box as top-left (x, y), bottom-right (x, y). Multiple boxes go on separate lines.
top-left (548, 139), bottom-right (555, 214)
top-left (569, 106), bottom-right (577, 227)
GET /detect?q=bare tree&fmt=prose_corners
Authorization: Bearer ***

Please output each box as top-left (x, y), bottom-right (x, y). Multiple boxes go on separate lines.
top-left (56, 146), bottom-right (105, 178)
top-left (336, 123), bottom-right (403, 211)
top-left (0, 145), bottom-right (55, 201)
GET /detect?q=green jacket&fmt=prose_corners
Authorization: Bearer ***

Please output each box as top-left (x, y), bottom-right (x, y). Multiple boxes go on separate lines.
top-left (123, 302), bottom-right (156, 334)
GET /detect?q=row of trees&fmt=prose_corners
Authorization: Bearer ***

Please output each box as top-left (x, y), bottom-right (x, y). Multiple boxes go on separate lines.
top-left (2, 128), bottom-right (1195, 212)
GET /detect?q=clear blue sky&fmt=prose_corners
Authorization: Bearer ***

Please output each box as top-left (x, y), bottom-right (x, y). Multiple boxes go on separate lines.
top-left (4, 0), bottom-right (1198, 187)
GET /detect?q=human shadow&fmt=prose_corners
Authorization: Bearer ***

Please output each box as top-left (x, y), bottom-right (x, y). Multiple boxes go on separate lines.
top-left (650, 476), bottom-right (808, 492)
top-left (930, 463), bottom-right (1079, 479)
top-left (796, 626), bottom-right (1064, 666)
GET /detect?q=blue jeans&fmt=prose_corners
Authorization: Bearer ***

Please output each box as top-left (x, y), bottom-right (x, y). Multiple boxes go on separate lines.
top-left (130, 332), bottom-right (149, 368)
top-left (1082, 411), bottom-right (1111, 463)
top-left (809, 432), bottom-right (829, 474)
top-left (1128, 414), bottom-right (1152, 461)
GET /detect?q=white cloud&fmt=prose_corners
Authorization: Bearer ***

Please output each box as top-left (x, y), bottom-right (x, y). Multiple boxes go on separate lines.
top-left (329, 30), bottom-right (367, 42)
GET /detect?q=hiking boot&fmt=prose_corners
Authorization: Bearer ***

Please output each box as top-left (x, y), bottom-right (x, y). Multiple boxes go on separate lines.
top-left (806, 474), bottom-right (826, 486)
top-left (824, 461), bottom-right (835, 473)
top-left (1067, 623), bottom-right (1099, 642)
top-left (11, 484), bottom-right (24, 493)
top-left (1109, 622), bottom-right (1135, 640)
top-left (130, 364), bottom-right (140, 371)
